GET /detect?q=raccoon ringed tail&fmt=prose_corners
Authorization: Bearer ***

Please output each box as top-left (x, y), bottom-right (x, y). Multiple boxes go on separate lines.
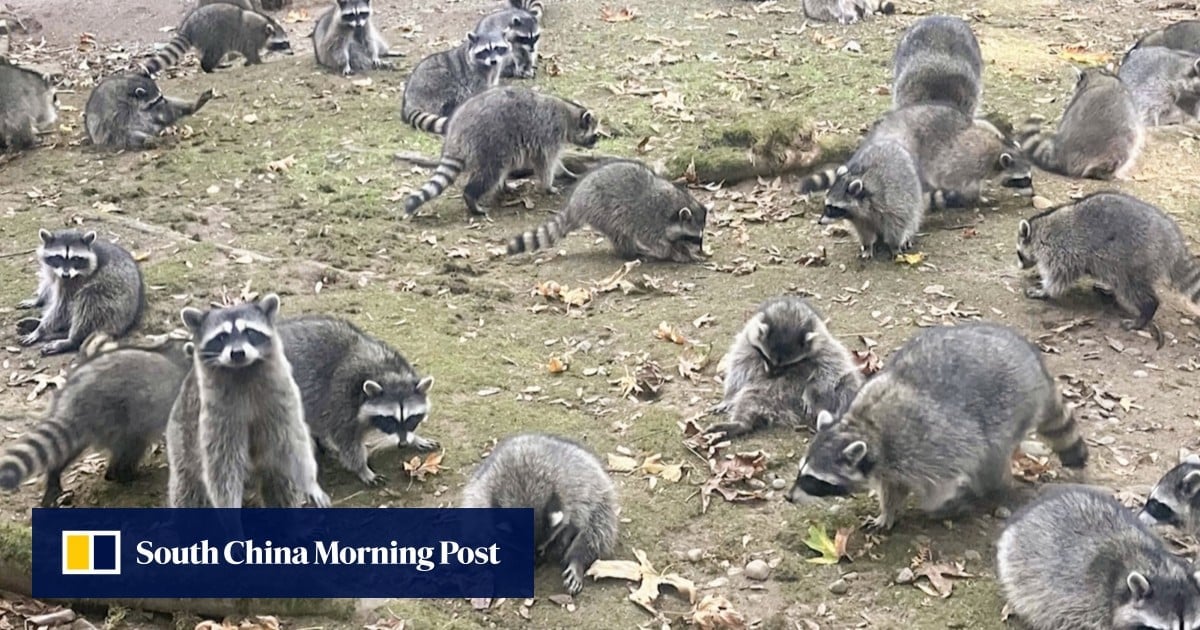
top-left (1170, 255), bottom-right (1200, 305)
top-left (139, 34), bottom-right (191, 77)
top-left (1018, 129), bottom-right (1063, 176)
top-left (507, 212), bottom-right (579, 255)
top-left (0, 420), bottom-right (81, 491)
top-left (404, 109), bottom-right (449, 135)
top-left (1034, 399), bottom-right (1088, 469)
top-left (874, 0), bottom-right (896, 14)
top-left (404, 157), bottom-right (464, 215)
top-left (798, 165), bottom-right (844, 194)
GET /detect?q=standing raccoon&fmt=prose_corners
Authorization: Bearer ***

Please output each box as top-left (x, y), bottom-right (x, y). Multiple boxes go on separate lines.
top-left (312, 0), bottom-right (391, 76)
top-left (1140, 452), bottom-right (1200, 535)
top-left (404, 86), bottom-right (599, 218)
top-left (474, 7), bottom-right (540, 79)
top-left (891, 16), bottom-right (984, 116)
top-left (997, 485), bottom-right (1200, 630)
top-left (400, 31), bottom-right (510, 135)
top-left (277, 316), bottom-right (437, 487)
top-left (461, 433), bottom-right (618, 595)
top-left (195, 0), bottom-right (294, 59)
top-left (787, 323), bottom-right (1087, 531)
top-left (137, 3), bottom-right (284, 75)
top-left (166, 295), bottom-right (330, 508)
top-left (16, 229), bottom-right (144, 356)
top-left (1016, 67), bottom-right (1145, 180)
top-left (703, 296), bottom-right (863, 439)
top-left (819, 140), bottom-right (924, 259)
top-left (506, 160), bottom-right (709, 262)
top-left (802, 0), bottom-right (894, 24)
top-left (1016, 192), bottom-right (1200, 348)
top-left (85, 73), bottom-right (214, 150)
top-left (0, 58), bottom-right (58, 152)
top-left (1118, 46), bottom-right (1200, 126)
top-left (1132, 20), bottom-right (1200, 54)
top-left (0, 334), bottom-right (190, 507)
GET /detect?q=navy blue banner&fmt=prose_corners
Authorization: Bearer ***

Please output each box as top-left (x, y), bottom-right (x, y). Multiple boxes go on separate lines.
top-left (33, 508), bottom-right (534, 598)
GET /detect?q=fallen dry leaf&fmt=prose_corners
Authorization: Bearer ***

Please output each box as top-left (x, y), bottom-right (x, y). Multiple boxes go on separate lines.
top-left (599, 5), bottom-right (638, 22)
top-left (266, 155), bottom-right (295, 173)
top-left (895, 251), bottom-right (926, 266)
top-left (803, 524), bottom-right (853, 565)
top-left (586, 549), bottom-right (695, 615)
top-left (851, 349), bottom-right (883, 376)
top-left (547, 356), bottom-right (569, 374)
top-left (607, 453), bottom-right (640, 473)
top-left (655, 321), bottom-right (688, 345)
top-left (910, 547), bottom-right (975, 598)
top-left (1058, 44), bottom-right (1113, 66)
top-left (403, 451), bottom-right (444, 481)
top-left (688, 594), bottom-right (748, 630)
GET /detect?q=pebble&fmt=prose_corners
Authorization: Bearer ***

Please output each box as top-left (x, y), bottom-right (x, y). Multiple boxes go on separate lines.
top-left (771, 478), bottom-right (787, 490)
top-left (895, 567), bottom-right (915, 584)
top-left (686, 548), bottom-right (704, 563)
top-left (744, 559), bottom-right (771, 581)
top-left (1133, 370), bottom-right (1148, 378)
top-left (963, 550), bottom-right (982, 563)
top-left (994, 506), bottom-right (1012, 519)
top-left (706, 577), bottom-right (729, 589)
top-left (828, 578), bottom-right (849, 595)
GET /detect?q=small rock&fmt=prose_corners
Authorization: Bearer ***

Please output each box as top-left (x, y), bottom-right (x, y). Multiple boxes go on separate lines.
top-left (841, 572), bottom-right (859, 581)
top-left (706, 577), bottom-right (729, 589)
top-left (963, 550), bottom-right (982, 563)
top-left (686, 548), bottom-right (704, 563)
top-left (1132, 370), bottom-right (1148, 379)
top-left (995, 506), bottom-right (1012, 519)
top-left (745, 559), bottom-right (771, 581)
top-left (828, 578), bottom-right (849, 595)
top-left (895, 567), bottom-right (915, 584)
top-left (771, 478), bottom-right (786, 490)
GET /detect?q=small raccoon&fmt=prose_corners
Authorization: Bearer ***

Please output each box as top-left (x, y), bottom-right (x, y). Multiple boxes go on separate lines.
top-left (138, 3), bottom-right (283, 75)
top-left (892, 16), bottom-right (983, 116)
top-left (0, 334), bottom-right (190, 507)
top-left (475, 7), bottom-right (540, 79)
top-left (401, 31), bottom-right (511, 135)
top-left (997, 484), bottom-right (1200, 630)
top-left (312, 0), bottom-right (391, 76)
top-left (166, 295), bottom-right (330, 508)
top-left (1119, 46), bottom-right (1200, 126)
top-left (1017, 192), bottom-right (1200, 348)
top-left (506, 160), bottom-right (709, 262)
top-left (195, 0), bottom-right (294, 58)
top-left (0, 58), bottom-right (58, 152)
top-left (703, 296), bottom-right (863, 439)
top-left (509, 0), bottom-right (544, 21)
top-left (1016, 67), bottom-right (1145, 180)
top-left (461, 433), bottom-right (618, 595)
top-left (819, 140), bottom-right (924, 259)
top-left (16, 229), bottom-right (144, 356)
top-left (404, 86), bottom-right (599, 218)
top-left (1132, 19), bottom-right (1200, 54)
top-left (84, 73), bottom-right (214, 150)
top-left (1140, 452), bottom-right (1200, 535)
top-left (787, 323), bottom-right (1087, 531)
top-left (802, 0), bottom-right (894, 24)
top-left (277, 315), bottom-right (437, 487)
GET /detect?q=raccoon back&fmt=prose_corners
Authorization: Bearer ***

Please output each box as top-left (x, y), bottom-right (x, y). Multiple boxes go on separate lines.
top-left (892, 16), bottom-right (983, 115)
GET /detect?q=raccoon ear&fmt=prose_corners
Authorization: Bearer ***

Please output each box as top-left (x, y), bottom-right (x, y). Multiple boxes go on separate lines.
top-left (416, 375), bottom-right (434, 393)
top-left (258, 293), bottom-right (281, 321)
top-left (134, 87), bottom-right (147, 99)
top-left (467, 31), bottom-right (477, 43)
top-left (842, 440), bottom-right (868, 466)
top-left (183, 342), bottom-right (195, 357)
top-left (1182, 471), bottom-right (1200, 498)
top-left (1182, 450), bottom-right (1200, 465)
top-left (678, 207), bottom-right (693, 222)
top-left (999, 152), bottom-right (1013, 168)
top-left (82, 231), bottom-right (97, 245)
top-left (581, 110), bottom-right (595, 127)
top-left (1126, 571), bottom-right (1152, 601)
top-left (835, 164), bottom-right (849, 178)
top-left (511, 16), bottom-right (523, 26)
top-left (38, 229), bottom-right (52, 243)
top-left (805, 331), bottom-right (819, 344)
top-left (1018, 219), bottom-right (1031, 241)
top-left (180, 307), bottom-right (205, 334)
top-left (1192, 58), bottom-right (1200, 77)
top-left (362, 380), bottom-right (383, 397)
top-left (847, 179), bottom-right (864, 198)
top-left (816, 409), bottom-right (836, 431)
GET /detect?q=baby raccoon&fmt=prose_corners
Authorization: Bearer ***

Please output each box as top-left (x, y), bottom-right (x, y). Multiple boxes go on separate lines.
top-left (0, 58), bottom-right (58, 152)
top-left (998, 484), bottom-right (1200, 630)
top-left (84, 73), bottom-right (214, 150)
top-left (1016, 67), bottom-right (1145, 180)
top-left (1017, 192), bottom-right (1200, 348)
top-left (461, 433), bottom-right (618, 595)
top-left (1119, 46), bottom-right (1200, 126)
top-left (475, 7), bottom-right (540, 79)
top-left (312, 0), bottom-right (391, 76)
top-left (704, 296), bottom-right (863, 439)
top-left (802, 0), bottom-right (894, 24)
top-left (1140, 452), bottom-right (1200, 535)
top-left (401, 31), bottom-right (510, 135)
top-left (819, 140), bottom-right (924, 260)
top-left (1132, 19), bottom-right (1200, 54)
top-left (891, 16), bottom-right (984, 116)
top-left (17, 229), bottom-right (144, 356)
top-left (506, 160), bottom-right (709, 262)
top-left (138, 3), bottom-right (283, 75)
top-left (404, 86), bottom-right (598, 218)
top-left (787, 323), bottom-right (1087, 531)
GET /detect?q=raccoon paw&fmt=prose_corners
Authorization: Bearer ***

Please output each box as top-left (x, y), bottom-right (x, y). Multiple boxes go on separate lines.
top-left (307, 488), bottom-right (332, 508)
top-left (702, 421), bottom-right (745, 439)
top-left (562, 565), bottom-right (583, 596)
top-left (16, 298), bottom-right (38, 310)
top-left (863, 513), bottom-right (895, 533)
top-left (19, 330), bottom-right (41, 346)
top-left (372, 59), bottom-right (394, 71)
top-left (1024, 285), bottom-right (1049, 300)
top-left (40, 339), bottom-right (74, 356)
top-left (15, 317), bottom-right (40, 335)
top-left (359, 470), bottom-right (388, 487)
top-left (410, 435), bottom-right (441, 452)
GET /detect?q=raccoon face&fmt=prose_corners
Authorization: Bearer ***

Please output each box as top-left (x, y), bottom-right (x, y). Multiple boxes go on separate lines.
top-left (787, 411), bottom-right (873, 502)
top-left (820, 176), bottom-right (866, 225)
top-left (358, 375), bottom-right (435, 446)
top-left (336, 0), bottom-right (371, 30)
top-left (466, 32), bottom-right (511, 69)
top-left (665, 200), bottom-right (709, 262)
top-left (997, 149), bottom-right (1034, 195)
top-left (38, 229), bottom-right (99, 280)
top-left (569, 108), bottom-right (599, 148)
top-left (1110, 570), bottom-right (1200, 630)
top-left (265, 22), bottom-right (292, 54)
top-left (509, 19), bottom-right (540, 52)
top-left (746, 312), bottom-right (819, 375)
top-left (1139, 459), bottom-right (1200, 530)
top-left (182, 294), bottom-right (281, 369)
top-left (1015, 219), bottom-right (1038, 269)
top-left (125, 76), bottom-right (165, 111)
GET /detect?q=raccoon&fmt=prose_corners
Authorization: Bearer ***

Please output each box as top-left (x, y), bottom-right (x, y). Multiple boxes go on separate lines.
top-left (997, 484), bottom-right (1200, 630)
top-left (277, 316), bottom-right (437, 487)
top-left (461, 433), bottom-right (618, 595)
top-left (509, 0), bottom-right (544, 21)
top-left (703, 296), bottom-right (863, 439)
top-left (1132, 20), bottom-right (1200, 54)
top-left (195, 0), bottom-right (294, 58)
top-left (16, 229), bottom-right (144, 357)
top-left (1140, 452), bottom-right (1200, 535)
top-left (475, 8), bottom-right (540, 79)
top-left (166, 295), bottom-right (330, 508)
top-left (0, 58), bottom-right (58, 152)
top-left (1016, 192), bottom-right (1200, 348)
top-left (1016, 67), bottom-right (1145, 180)
top-left (84, 73), bottom-right (214, 150)
top-left (1118, 46), bottom-right (1200, 126)
top-left (787, 323), bottom-right (1087, 531)
top-left (0, 335), bottom-right (190, 507)
top-left (818, 140), bottom-right (924, 259)
top-left (802, 0), bottom-right (894, 24)
top-left (312, 0), bottom-right (391, 76)
top-left (506, 160), bottom-right (709, 262)
top-left (137, 3), bottom-right (282, 75)
top-left (404, 86), bottom-right (599, 218)
top-left (400, 32), bottom-right (511, 135)
top-left (891, 16), bottom-right (983, 116)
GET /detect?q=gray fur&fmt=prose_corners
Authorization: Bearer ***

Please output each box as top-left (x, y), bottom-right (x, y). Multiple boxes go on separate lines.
top-left (818, 140), bottom-right (924, 259)
top-left (475, 8), bottom-right (539, 79)
top-left (1017, 191), bottom-right (1200, 348)
top-left (1140, 452), bottom-right (1200, 535)
top-left (1132, 20), bottom-right (1200, 55)
top-left (404, 86), bottom-right (599, 218)
top-left (461, 433), bottom-right (617, 595)
top-left (401, 31), bottom-right (510, 135)
top-left (17, 229), bottom-right (144, 356)
top-left (0, 334), bottom-right (190, 507)
top-left (704, 296), bottom-right (863, 439)
top-left (787, 323), bottom-right (1087, 531)
top-left (802, 0), bottom-right (894, 24)
top-left (278, 315), bottom-right (437, 486)
top-left (311, 0), bottom-right (390, 76)
top-left (138, 3), bottom-right (279, 76)
top-left (1119, 46), bottom-right (1200, 126)
top-left (997, 484), bottom-right (1200, 630)
top-left (891, 16), bottom-right (982, 116)
top-left (84, 73), bottom-right (213, 150)
top-left (166, 295), bottom-right (330, 508)
top-left (1016, 67), bottom-right (1145, 180)
top-left (0, 58), bottom-right (57, 152)
top-left (195, 0), bottom-right (293, 58)
top-left (507, 160), bottom-right (709, 262)
top-left (509, 0), bottom-right (544, 21)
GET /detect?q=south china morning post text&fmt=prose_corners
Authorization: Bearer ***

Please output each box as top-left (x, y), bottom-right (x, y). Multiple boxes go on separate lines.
top-left (32, 508), bottom-right (535, 599)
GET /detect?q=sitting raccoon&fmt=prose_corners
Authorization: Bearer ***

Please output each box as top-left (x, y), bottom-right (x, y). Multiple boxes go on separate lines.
top-left (475, 7), bottom-right (540, 79)
top-left (312, 0), bottom-right (391, 76)
top-left (1118, 46), bottom-right (1200, 126)
top-left (819, 140), bottom-right (924, 260)
top-left (401, 31), bottom-right (510, 135)
top-left (703, 296), bottom-right (863, 439)
top-left (788, 323), bottom-right (1087, 531)
top-left (506, 160), bottom-right (709, 262)
top-left (0, 58), bottom-right (58, 152)
top-left (802, 0), bottom-right (894, 24)
top-left (1132, 19), bottom-right (1200, 54)
top-left (891, 16), bottom-right (983, 116)
top-left (137, 3), bottom-right (287, 75)
top-left (1140, 452), bottom-right (1200, 535)
top-left (84, 73), bottom-right (214, 150)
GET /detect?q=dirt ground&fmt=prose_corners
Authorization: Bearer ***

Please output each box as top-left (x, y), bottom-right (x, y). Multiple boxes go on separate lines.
top-left (1, 0), bottom-right (1200, 628)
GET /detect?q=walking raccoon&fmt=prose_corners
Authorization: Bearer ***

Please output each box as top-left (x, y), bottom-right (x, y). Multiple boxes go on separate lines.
top-left (84, 73), bottom-right (214, 150)
top-left (1118, 46), bottom-right (1200, 126)
top-left (1140, 452), bottom-right (1200, 535)
top-left (475, 7), bottom-right (540, 79)
top-left (802, 0), bottom-right (894, 24)
top-left (787, 323), bottom-right (1087, 531)
top-left (461, 433), bottom-right (618, 595)
top-left (138, 3), bottom-right (285, 75)
top-left (997, 484), bottom-right (1200, 630)
top-left (0, 58), bottom-right (58, 152)
top-left (703, 296), bottom-right (863, 439)
top-left (819, 140), bottom-right (924, 259)
top-left (311, 0), bottom-right (391, 76)
top-left (195, 0), bottom-right (294, 60)
top-left (506, 160), bottom-right (709, 262)
top-left (1016, 192), bottom-right (1200, 348)
top-left (401, 31), bottom-right (510, 135)
top-left (892, 16), bottom-right (984, 116)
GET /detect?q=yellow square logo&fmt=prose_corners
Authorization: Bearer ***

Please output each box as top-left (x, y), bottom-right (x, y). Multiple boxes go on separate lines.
top-left (61, 531), bottom-right (121, 575)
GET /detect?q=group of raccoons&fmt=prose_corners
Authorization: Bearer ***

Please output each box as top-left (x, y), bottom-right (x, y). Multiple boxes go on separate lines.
top-left (1, 0), bottom-right (1200, 625)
